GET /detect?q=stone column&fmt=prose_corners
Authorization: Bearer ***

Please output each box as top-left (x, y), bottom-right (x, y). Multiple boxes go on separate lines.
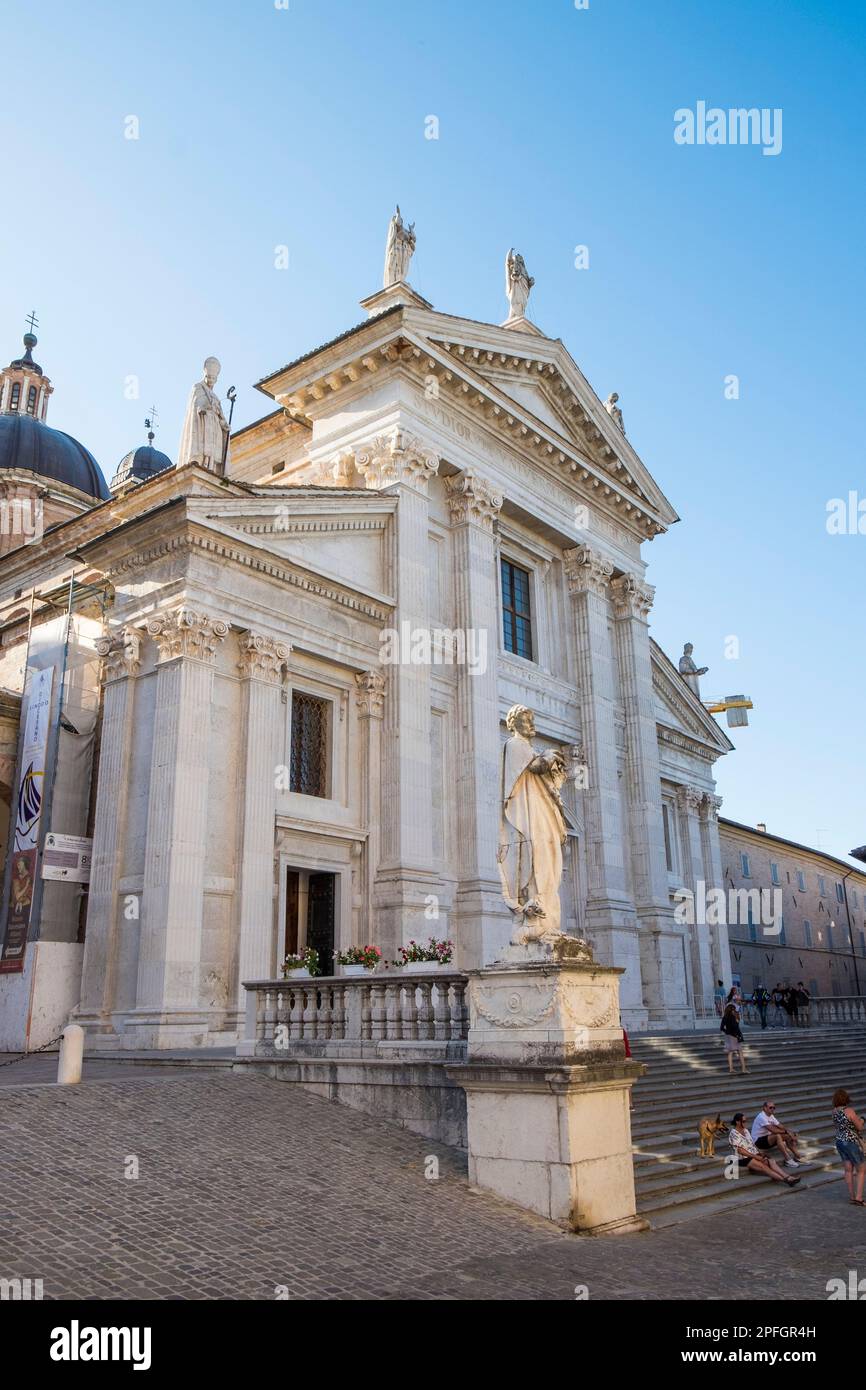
top-left (354, 669), bottom-right (386, 946)
top-left (449, 937), bottom-right (646, 1234)
top-left (356, 431), bottom-right (439, 957)
top-left (611, 573), bottom-right (690, 1026)
top-left (77, 627), bottom-right (141, 1027)
top-left (562, 544), bottom-right (643, 1021)
top-left (133, 606), bottom-right (228, 1045)
top-left (235, 632), bottom-right (289, 1010)
top-left (676, 783), bottom-right (715, 1012)
top-left (445, 470), bottom-right (511, 968)
top-left (700, 792), bottom-right (732, 994)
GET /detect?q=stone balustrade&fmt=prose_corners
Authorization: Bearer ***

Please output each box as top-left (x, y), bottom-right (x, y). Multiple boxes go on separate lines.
top-left (736, 995), bottom-right (866, 1026)
top-left (241, 972), bottom-right (469, 1057)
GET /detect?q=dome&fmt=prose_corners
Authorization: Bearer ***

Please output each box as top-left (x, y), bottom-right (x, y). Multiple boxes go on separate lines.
top-left (0, 412), bottom-right (109, 500)
top-left (111, 443), bottom-right (173, 491)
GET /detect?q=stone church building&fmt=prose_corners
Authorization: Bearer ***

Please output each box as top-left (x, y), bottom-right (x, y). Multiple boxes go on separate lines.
top-left (0, 237), bottom-right (734, 1049)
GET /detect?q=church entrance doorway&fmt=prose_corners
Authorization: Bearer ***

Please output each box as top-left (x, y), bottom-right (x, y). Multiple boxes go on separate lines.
top-left (284, 868), bottom-right (336, 976)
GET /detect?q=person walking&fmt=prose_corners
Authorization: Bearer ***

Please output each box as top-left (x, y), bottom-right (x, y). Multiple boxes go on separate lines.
top-left (721, 1002), bottom-right (747, 1074)
top-left (729, 1114), bottom-right (800, 1188)
top-left (832, 1088), bottom-right (866, 1206)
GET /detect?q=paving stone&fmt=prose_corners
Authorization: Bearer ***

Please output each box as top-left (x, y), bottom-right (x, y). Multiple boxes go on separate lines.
top-left (0, 1070), bottom-right (863, 1300)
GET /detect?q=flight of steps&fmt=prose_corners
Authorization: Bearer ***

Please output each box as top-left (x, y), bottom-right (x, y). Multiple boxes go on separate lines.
top-left (629, 1026), bottom-right (866, 1228)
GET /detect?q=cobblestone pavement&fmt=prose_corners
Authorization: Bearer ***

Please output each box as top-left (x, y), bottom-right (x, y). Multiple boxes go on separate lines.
top-left (0, 1070), bottom-right (863, 1300)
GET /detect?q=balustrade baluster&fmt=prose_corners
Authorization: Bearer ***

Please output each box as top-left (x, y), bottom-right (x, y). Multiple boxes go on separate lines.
top-left (450, 980), bottom-right (468, 1039)
top-left (331, 984), bottom-right (345, 1040)
top-left (360, 983), bottom-right (373, 1040)
top-left (433, 980), bottom-right (451, 1041)
top-left (263, 987), bottom-right (276, 1047)
top-left (289, 985), bottom-right (303, 1039)
top-left (416, 982), bottom-right (434, 1040)
top-left (385, 982), bottom-right (401, 1039)
top-left (370, 982), bottom-right (386, 1040)
top-left (319, 985), bottom-right (332, 1040)
top-left (402, 980), bottom-right (419, 1040)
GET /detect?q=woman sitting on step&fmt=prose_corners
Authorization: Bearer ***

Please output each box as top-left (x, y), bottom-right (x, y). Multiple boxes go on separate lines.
top-left (729, 1114), bottom-right (801, 1188)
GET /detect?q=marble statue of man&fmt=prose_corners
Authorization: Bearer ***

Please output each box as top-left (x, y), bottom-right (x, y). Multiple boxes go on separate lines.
top-left (177, 357), bottom-right (230, 473)
top-left (604, 392), bottom-right (625, 432)
top-left (383, 206), bottom-right (416, 286)
top-left (504, 249), bottom-right (534, 320)
top-left (497, 704), bottom-right (568, 944)
top-left (679, 642), bottom-right (709, 697)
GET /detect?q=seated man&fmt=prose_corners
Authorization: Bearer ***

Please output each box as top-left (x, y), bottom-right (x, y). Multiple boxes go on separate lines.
top-left (751, 1101), bottom-right (801, 1166)
top-left (729, 1114), bottom-right (800, 1187)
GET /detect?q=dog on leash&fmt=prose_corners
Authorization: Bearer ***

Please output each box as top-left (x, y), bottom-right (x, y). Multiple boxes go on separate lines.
top-left (698, 1113), bottom-right (729, 1157)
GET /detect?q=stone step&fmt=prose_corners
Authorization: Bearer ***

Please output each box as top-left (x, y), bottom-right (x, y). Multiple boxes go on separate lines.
top-left (626, 1025), bottom-right (866, 1227)
top-left (637, 1164), bottom-right (841, 1229)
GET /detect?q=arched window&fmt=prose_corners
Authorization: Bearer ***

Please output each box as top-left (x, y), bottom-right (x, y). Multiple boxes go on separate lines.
top-left (9, 381), bottom-right (21, 411)
top-left (26, 384), bottom-right (37, 415)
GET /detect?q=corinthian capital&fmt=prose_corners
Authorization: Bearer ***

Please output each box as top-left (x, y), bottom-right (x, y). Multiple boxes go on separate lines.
top-left (445, 470), bottom-right (503, 531)
top-left (701, 792), bottom-right (723, 822)
top-left (355, 429), bottom-right (439, 492)
top-left (563, 543), bottom-right (614, 598)
top-left (237, 631), bottom-right (290, 684)
top-left (675, 783), bottom-right (705, 815)
top-left (354, 669), bottom-right (386, 719)
top-left (611, 572), bottom-right (655, 620)
top-left (147, 607), bottom-right (230, 665)
top-left (96, 625), bottom-right (142, 682)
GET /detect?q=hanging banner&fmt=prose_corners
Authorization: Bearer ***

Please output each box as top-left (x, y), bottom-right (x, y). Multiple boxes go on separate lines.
top-left (0, 666), bottom-right (54, 973)
top-left (41, 832), bottom-right (92, 883)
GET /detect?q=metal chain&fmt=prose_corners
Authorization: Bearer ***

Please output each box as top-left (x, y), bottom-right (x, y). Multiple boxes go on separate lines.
top-left (0, 1031), bottom-right (64, 1068)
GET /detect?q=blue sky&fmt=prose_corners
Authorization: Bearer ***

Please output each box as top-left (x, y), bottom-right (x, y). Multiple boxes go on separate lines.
top-left (3, 0), bottom-right (864, 864)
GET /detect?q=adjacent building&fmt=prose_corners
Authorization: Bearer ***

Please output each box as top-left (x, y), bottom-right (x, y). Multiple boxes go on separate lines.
top-left (720, 818), bottom-right (866, 999)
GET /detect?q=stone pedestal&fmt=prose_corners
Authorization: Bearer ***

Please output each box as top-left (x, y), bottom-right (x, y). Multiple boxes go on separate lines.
top-left (449, 937), bottom-right (647, 1234)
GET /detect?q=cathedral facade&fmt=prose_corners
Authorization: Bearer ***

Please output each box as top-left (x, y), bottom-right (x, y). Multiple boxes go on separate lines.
top-left (0, 245), bottom-right (733, 1049)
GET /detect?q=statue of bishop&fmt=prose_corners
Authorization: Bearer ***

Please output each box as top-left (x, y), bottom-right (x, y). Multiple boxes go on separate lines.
top-left (497, 704), bottom-right (568, 944)
top-left (504, 248), bottom-right (534, 321)
top-left (177, 357), bottom-right (230, 474)
top-left (383, 206), bottom-right (416, 286)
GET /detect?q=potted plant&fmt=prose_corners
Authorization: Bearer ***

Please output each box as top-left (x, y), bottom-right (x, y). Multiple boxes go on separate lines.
top-left (281, 946), bottom-right (320, 980)
top-left (336, 945), bottom-right (381, 977)
top-left (395, 938), bottom-right (454, 974)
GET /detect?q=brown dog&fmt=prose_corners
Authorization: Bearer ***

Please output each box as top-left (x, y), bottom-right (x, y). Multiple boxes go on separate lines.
top-left (698, 1113), bottom-right (729, 1157)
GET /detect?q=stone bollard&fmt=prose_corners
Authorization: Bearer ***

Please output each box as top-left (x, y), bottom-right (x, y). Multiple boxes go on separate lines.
top-left (448, 936), bottom-right (648, 1235)
top-left (57, 1024), bottom-right (85, 1085)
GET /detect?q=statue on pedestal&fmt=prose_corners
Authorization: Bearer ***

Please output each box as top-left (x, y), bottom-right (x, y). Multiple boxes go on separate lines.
top-left (504, 249), bottom-right (534, 321)
top-left (383, 206), bottom-right (416, 286)
top-left (497, 704), bottom-right (568, 944)
top-left (679, 642), bottom-right (708, 697)
top-left (177, 357), bottom-right (230, 474)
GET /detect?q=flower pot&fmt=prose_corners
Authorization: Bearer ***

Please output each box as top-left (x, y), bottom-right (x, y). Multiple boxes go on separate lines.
top-left (341, 964), bottom-right (369, 977)
top-left (401, 960), bottom-right (450, 975)
top-left (286, 968), bottom-right (311, 979)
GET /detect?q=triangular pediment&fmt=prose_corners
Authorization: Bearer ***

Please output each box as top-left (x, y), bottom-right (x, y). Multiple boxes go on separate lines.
top-left (651, 639), bottom-right (734, 756)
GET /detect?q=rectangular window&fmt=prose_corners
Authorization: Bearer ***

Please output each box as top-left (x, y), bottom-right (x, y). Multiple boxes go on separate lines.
top-left (836, 881), bottom-right (845, 903)
top-left (804, 920), bottom-right (812, 948)
top-left (747, 902), bottom-right (757, 943)
top-left (797, 870), bottom-right (806, 892)
top-left (289, 692), bottom-right (329, 798)
top-left (500, 558), bottom-right (533, 660)
top-left (828, 922), bottom-right (834, 951)
top-left (26, 384), bottom-right (37, 415)
top-left (662, 803), bottom-right (674, 872)
top-left (741, 853), bottom-right (751, 878)
top-left (852, 889), bottom-right (859, 908)
top-left (818, 876), bottom-right (827, 897)
top-left (770, 861), bottom-right (780, 886)
top-left (9, 382), bottom-right (20, 411)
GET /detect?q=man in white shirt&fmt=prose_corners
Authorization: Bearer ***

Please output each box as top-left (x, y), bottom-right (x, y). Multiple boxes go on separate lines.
top-left (751, 1101), bottom-right (801, 1166)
